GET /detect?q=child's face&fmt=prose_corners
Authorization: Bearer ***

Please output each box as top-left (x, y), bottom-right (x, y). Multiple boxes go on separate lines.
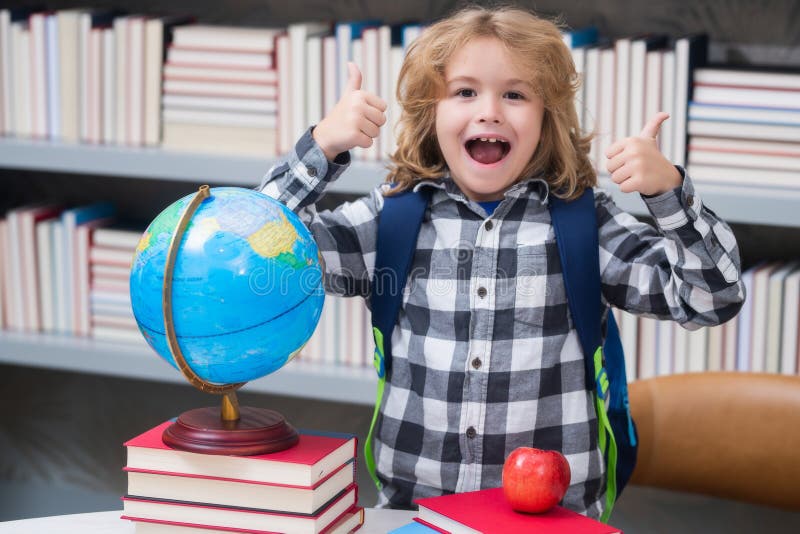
top-left (435, 37), bottom-right (545, 202)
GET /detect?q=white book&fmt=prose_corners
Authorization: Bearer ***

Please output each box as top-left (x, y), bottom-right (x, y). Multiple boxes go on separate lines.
top-left (766, 262), bottom-right (800, 373)
top-left (596, 47), bottom-right (615, 173)
top-left (686, 164), bottom-right (800, 189)
top-left (102, 27), bottom-right (115, 144)
top-left (693, 85), bottom-right (800, 109)
top-left (694, 68), bottom-right (800, 89)
top-left (629, 38), bottom-right (648, 136)
top-left (781, 268), bottom-right (800, 375)
top-left (722, 316), bottom-right (738, 371)
top-left (584, 47), bottom-right (601, 163)
top-left (736, 266), bottom-right (758, 371)
top-left (706, 324), bottom-right (724, 372)
top-left (686, 327), bottom-right (708, 373)
top-left (377, 25), bottom-right (392, 160)
top-left (91, 263), bottom-right (131, 279)
top-left (305, 34), bottom-right (323, 127)
top-left (613, 37), bottom-right (631, 140)
top-left (12, 22), bottom-right (32, 138)
top-left (656, 320), bottom-right (674, 376)
top-left (92, 227), bottom-right (141, 249)
top-left (52, 221), bottom-right (67, 333)
top-left (276, 33), bottom-right (291, 154)
top-left (93, 325), bottom-right (146, 344)
top-left (349, 297), bottom-right (366, 366)
top-left (20, 205), bottom-right (62, 331)
top-left (92, 313), bottom-right (137, 329)
top-left (750, 262), bottom-right (780, 372)
top-left (288, 22), bottom-right (331, 143)
top-left (672, 322), bottom-right (689, 374)
top-left (87, 28), bottom-right (103, 144)
top-left (36, 219), bottom-right (57, 332)
top-left (388, 46), bottom-right (405, 157)
top-left (618, 310), bottom-right (639, 380)
top-left (351, 38), bottom-right (363, 160)
top-left (167, 47), bottom-right (274, 69)
top-left (643, 50), bottom-right (662, 136)
top-left (45, 14), bottom-right (60, 138)
top-left (29, 13), bottom-right (49, 139)
top-left (571, 46), bottom-right (587, 129)
top-left (57, 9), bottom-right (82, 143)
top-left (128, 16), bottom-right (145, 146)
top-left (690, 137), bottom-right (800, 156)
top-left (162, 108), bottom-right (277, 129)
top-left (113, 15), bottom-right (129, 145)
top-left (660, 50), bottom-right (676, 161)
top-left (321, 35), bottom-right (338, 118)
top-left (688, 150), bottom-right (800, 173)
top-left (673, 36), bottom-right (707, 167)
top-left (171, 25), bottom-right (280, 53)
top-left (92, 277), bottom-right (129, 292)
top-left (689, 103), bottom-right (800, 126)
top-left (163, 79), bottom-right (278, 99)
top-left (637, 316), bottom-right (657, 379)
top-left (0, 10), bottom-right (11, 134)
top-left (164, 64), bottom-right (278, 84)
top-left (688, 119), bottom-right (800, 143)
top-left (322, 296), bottom-right (338, 366)
top-left (143, 17), bottom-right (164, 146)
top-left (162, 94), bottom-right (278, 113)
top-left (78, 12), bottom-right (91, 142)
top-left (361, 27), bottom-right (379, 161)
top-left (5, 209), bottom-right (24, 330)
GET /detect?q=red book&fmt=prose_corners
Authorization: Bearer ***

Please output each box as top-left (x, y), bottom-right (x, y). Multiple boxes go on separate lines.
top-left (122, 484), bottom-right (358, 534)
top-left (125, 421), bottom-right (357, 487)
top-left (414, 488), bottom-right (622, 534)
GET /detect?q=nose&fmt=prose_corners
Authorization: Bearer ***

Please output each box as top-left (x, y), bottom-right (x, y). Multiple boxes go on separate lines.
top-left (476, 95), bottom-right (503, 124)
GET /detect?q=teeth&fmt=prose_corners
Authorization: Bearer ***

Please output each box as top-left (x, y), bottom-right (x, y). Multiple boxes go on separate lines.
top-left (488, 138), bottom-right (497, 143)
top-left (480, 138), bottom-right (487, 141)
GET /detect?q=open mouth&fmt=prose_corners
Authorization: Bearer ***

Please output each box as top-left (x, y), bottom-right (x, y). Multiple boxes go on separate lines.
top-left (465, 136), bottom-right (511, 165)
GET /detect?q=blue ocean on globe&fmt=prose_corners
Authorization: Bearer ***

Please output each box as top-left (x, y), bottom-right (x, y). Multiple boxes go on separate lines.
top-left (129, 187), bottom-right (325, 385)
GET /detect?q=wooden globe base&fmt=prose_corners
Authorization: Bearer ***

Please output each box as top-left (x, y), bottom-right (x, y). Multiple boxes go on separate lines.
top-left (162, 406), bottom-right (299, 455)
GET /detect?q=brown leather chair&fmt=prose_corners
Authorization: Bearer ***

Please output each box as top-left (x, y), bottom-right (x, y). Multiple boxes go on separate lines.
top-left (627, 372), bottom-right (800, 511)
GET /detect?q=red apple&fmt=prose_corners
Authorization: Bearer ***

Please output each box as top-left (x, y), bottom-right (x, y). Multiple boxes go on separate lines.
top-left (502, 447), bottom-right (571, 513)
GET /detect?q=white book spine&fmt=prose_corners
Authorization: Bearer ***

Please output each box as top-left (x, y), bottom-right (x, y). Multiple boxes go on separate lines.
top-left (37, 220), bottom-right (55, 332)
top-left (58, 10), bottom-right (81, 143)
top-left (351, 39), bottom-right (363, 161)
top-left (388, 46), bottom-right (404, 157)
top-left (571, 47), bottom-right (586, 130)
top-left (377, 25), bottom-right (391, 161)
top-left (628, 40), bottom-right (646, 136)
top-left (276, 34), bottom-right (291, 154)
top-left (780, 272), bottom-right (800, 375)
top-left (128, 17), bottom-right (145, 146)
top-left (114, 16), bottom-right (127, 145)
top-left (673, 322), bottom-right (689, 374)
top-left (6, 212), bottom-right (24, 330)
top-left (722, 317), bottom-right (738, 372)
top-left (29, 13), bottom-right (48, 139)
top-left (305, 35), bottom-right (323, 128)
top-left (0, 219), bottom-right (6, 328)
top-left (14, 24), bottom-right (32, 138)
top-left (686, 327), bottom-right (708, 373)
top-left (660, 50), bottom-right (676, 161)
top-left (619, 310), bottom-right (638, 381)
top-left (672, 38), bottom-right (690, 167)
top-left (643, 50), bottom-right (662, 135)
top-left (584, 47), bottom-right (600, 166)
top-left (45, 14), bottom-right (61, 138)
top-left (596, 48), bottom-right (615, 174)
top-left (322, 35), bottom-right (338, 118)
top-left (102, 27), bottom-right (114, 144)
top-left (656, 320), bottom-right (673, 376)
top-left (52, 222), bottom-right (67, 333)
top-left (361, 28), bottom-right (379, 161)
top-left (637, 317), bottom-right (657, 380)
top-left (706, 324), bottom-right (724, 372)
top-left (143, 18), bottom-right (163, 146)
top-left (78, 13), bottom-right (90, 142)
top-left (613, 38), bottom-right (630, 140)
top-left (0, 10), bottom-right (11, 135)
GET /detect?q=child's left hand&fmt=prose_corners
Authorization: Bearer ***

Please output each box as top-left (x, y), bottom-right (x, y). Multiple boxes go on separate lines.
top-left (605, 112), bottom-right (683, 196)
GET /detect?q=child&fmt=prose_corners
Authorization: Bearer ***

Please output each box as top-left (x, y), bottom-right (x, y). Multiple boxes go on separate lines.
top-left (259, 6), bottom-right (744, 519)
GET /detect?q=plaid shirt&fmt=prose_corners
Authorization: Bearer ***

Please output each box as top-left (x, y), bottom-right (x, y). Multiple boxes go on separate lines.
top-left (260, 129), bottom-right (745, 518)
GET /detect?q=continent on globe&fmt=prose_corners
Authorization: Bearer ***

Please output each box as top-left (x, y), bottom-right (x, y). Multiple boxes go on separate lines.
top-left (129, 187), bottom-right (325, 386)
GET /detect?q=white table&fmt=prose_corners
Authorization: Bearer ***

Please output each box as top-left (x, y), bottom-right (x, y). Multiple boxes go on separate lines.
top-left (0, 509), bottom-right (417, 533)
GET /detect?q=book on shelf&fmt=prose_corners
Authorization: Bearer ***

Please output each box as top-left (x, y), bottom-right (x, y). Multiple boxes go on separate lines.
top-left (122, 484), bottom-right (357, 534)
top-left (163, 63), bottom-right (278, 84)
top-left (414, 487), bottom-right (622, 534)
top-left (0, 218), bottom-right (6, 328)
top-left (782, 267), bottom-right (800, 375)
top-left (688, 102), bottom-right (800, 125)
top-left (693, 66), bottom-right (800, 89)
top-left (125, 421), bottom-right (358, 487)
top-left (171, 24), bottom-right (281, 53)
top-left (125, 459), bottom-right (355, 515)
top-left (128, 507), bottom-right (364, 534)
top-left (766, 262), bottom-right (800, 373)
top-left (693, 85), bottom-right (800, 109)
top-left (672, 33), bottom-right (708, 167)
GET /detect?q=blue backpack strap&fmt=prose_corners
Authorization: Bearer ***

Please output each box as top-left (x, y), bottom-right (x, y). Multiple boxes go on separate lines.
top-left (549, 188), bottom-right (637, 523)
top-left (365, 186), bottom-right (431, 490)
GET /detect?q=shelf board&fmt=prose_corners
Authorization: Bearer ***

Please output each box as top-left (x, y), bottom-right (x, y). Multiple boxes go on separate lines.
top-left (1, 137), bottom-right (798, 227)
top-left (0, 136), bottom-right (386, 195)
top-left (0, 331), bottom-right (377, 405)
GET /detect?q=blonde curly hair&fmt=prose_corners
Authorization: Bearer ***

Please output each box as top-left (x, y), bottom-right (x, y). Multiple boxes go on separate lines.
top-left (386, 5), bottom-right (596, 200)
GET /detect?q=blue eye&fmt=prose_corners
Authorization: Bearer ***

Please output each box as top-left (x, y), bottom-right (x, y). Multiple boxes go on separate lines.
top-left (456, 88), bottom-right (476, 98)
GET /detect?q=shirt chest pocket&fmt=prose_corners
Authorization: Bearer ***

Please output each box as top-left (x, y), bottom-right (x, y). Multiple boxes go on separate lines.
top-left (514, 242), bottom-right (550, 311)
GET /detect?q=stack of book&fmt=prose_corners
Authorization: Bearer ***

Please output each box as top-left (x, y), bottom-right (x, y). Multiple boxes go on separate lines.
top-left (122, 421), bottom-right (364, 533)
top-left (686, 67), bottom-right (800, 189)
top-left (388, 487), bottom-right (622, 533)
top-left (89, 225), bottom-right (142, 343)
top-left (161, 24), bottom-right (282, 157)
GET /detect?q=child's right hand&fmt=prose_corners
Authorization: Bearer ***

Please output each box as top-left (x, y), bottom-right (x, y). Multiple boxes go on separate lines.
top-left (312, 62), bottom-right (388, 162)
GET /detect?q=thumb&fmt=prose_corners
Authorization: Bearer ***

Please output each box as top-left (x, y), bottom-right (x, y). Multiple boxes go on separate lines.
top-left (346, 62), bottom-right (362, 92)
top-left (639, 112), bottom-right (670, 139)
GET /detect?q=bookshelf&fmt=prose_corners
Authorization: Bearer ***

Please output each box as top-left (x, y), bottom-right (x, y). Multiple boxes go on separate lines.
top-left (0, 330), bottom-right (377, 405)
top-left (2, 137), bottom-right (798, 228)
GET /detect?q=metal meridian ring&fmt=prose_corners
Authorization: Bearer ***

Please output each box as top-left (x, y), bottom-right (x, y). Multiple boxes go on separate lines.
top-left (162, 185), bottom-right (244, 395)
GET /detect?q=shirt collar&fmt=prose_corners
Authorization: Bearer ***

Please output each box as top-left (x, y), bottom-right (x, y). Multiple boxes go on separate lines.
top-left (412, 172), bottom-right (551, 204)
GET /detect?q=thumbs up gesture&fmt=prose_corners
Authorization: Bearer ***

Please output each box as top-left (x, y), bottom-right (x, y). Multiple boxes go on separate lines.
top-left (605, 112), bottom-right (683, 196)
top-left (312, 62), bottom-right (388, 161)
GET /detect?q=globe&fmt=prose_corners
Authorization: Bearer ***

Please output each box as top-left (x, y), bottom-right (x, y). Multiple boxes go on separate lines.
top-left (129, 186), bottom-right (325, 386)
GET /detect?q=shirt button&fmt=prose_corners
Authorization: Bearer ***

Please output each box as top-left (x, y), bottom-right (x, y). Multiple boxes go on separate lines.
top-left (471, 357), bottom-right (482, 369)
top-left (466, 426), bottom-right (477, 439)
top-left (477, 287), bottom-right (487, 298)
top-left (484, 220), bottom-right (494, 231)
top-left (686, 194), bottom-right (694, 207)
top-left (306, 164), bottom-right (318, 177)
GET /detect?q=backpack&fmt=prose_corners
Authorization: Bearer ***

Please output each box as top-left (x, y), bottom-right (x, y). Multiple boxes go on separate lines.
top-left (366, 187), bottom-right (637, 522)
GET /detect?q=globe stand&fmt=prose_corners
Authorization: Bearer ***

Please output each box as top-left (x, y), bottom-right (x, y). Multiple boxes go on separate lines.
top-left (160, 185), bottom-right (299, 456)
